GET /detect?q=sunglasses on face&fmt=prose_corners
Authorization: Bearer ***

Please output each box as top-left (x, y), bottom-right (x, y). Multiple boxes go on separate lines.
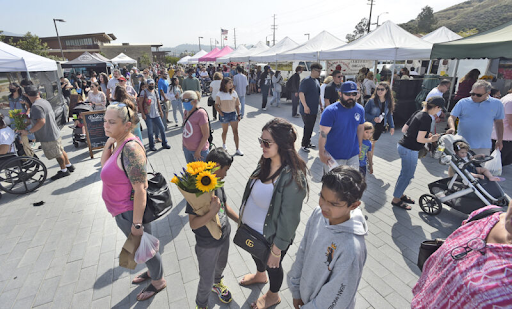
top-left (182, 98), bottom-right (194, 103)
top-left (335, 75), bottom-right (342, 78)
top-left (258, 137), bottom-right (274, 148)
top-left (117, 103), bottom-right (131, 121)
top-left (377, 88), bottom-right (386, 91)
top-left (470, 92), bottom-right (485, 97)
top-left (343, 92), bottom-right (358, 97)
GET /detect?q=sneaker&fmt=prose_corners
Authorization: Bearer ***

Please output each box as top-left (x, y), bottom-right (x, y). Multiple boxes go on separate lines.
top-left (293, 114), bottom-right (301, 118)
top-left (212, 280), bottom-right (233, 304)
top-left (262, 107), bottom-right (267, 111)
top-left (223, 144), bottom-right (228, 151)
top-left (149, 147), bottom-right (157, 151)
top-left (235, 149), bottom-right (244, 156)
top-left (51, 170), bottom-right (70, 181)
top-left (301, 147), bottom-right (310, 153)
top-left (67, 165), bottom-right (75, 173)
top-left (307, 143), bottom-right (316, 149)
top-left (162, 144), bottom-right (171, 149)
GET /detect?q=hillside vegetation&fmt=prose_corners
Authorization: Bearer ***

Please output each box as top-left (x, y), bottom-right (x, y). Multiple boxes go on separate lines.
top-left (400, 0), bottom-right (512, 34)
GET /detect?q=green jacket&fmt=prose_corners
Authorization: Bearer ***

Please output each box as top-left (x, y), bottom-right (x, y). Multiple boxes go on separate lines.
top-left (240, 165), bottom-right (307, 251)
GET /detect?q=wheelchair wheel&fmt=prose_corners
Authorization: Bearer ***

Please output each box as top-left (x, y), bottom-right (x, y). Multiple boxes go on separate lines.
top-left (0, 156), bottom-right (47, 194)
top-left (419, 194), bottom-right (442, 215)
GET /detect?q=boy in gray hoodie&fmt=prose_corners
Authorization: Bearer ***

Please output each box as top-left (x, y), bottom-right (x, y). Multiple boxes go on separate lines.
top-left (288, 166), bottom-right (368, 309)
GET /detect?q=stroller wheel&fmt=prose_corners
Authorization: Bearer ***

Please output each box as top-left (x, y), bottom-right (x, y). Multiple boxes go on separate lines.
top-left (419, 194), bottom-right (442, 215)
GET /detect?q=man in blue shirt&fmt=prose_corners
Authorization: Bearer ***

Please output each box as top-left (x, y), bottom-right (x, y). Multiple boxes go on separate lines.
top-left (447, 80), bottom-right (504, 155)
top-left (158, 71), bottom-right (170, 125)
top-left (299, 63), bottom-right (322, 153)
top-left (319, 81), bottom-right (365, 170)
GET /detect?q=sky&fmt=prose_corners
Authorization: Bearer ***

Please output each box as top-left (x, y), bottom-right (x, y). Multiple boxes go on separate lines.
top-left (1, 0), bottom-right (465, 50)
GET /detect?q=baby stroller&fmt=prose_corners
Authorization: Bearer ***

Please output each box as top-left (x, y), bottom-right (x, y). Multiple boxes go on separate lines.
top-left (71, 102), bottom-right (93, 148)
top-left (0, 134), bottom-right (47, 198)
top-left (419, 134), bottom-right (510, 215)
top-left (201, 78), bottom-right (211, 97)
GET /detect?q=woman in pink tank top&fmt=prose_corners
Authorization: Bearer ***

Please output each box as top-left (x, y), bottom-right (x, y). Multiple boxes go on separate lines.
top-left (100, 100), bottom-right (167, 301)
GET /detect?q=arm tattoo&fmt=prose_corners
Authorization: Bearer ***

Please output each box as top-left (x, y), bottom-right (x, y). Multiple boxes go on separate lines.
top-left (123, 143), bottom-right (147, 185)
top-left (320, 130), bottom-right (327, 138)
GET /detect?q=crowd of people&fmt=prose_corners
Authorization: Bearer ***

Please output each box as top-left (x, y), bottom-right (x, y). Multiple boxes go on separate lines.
top-left (3, 59), bottom-right (512, 308)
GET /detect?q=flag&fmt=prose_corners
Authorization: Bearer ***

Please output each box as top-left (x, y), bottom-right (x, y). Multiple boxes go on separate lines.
top-left (221, 29), bottom-right (228, 35)
top-left (215, 40), bottom-right (219, 44)
top-left (224, 36), bottom-right (228, 40)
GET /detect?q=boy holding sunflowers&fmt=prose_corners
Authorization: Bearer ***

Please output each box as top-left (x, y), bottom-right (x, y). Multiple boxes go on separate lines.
top-left (185, 148), bottom-right (239, 309)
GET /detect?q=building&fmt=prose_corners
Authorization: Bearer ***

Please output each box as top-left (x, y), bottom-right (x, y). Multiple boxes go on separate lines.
top-left (101, 43), bottom-right (164, 67)
top-left (41, 33), bottom-right (117, 60)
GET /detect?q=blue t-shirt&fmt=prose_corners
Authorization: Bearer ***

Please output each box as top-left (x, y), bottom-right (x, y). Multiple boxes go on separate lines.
top-left (320, 102), bottom-right (365, 160)
top-left (299, 76), bottom-right (320, 115)
top-left (451, 97), bottom-right (504, 149)
top-left (359, 139), bottom-right (372, 166)
top-left (158, 79), bottom-right (169, 100)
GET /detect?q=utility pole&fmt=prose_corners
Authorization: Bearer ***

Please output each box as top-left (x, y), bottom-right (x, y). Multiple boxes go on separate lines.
top-left (198, 36), bottom-right (203, 51)
top-left (53, 19), bottom-right (66, 60)
top-left (271, 14), bottom-right (277, 46)
top-left (234, 28), bottom-right (236, 48)
top-left (210, 38), bottom-right (213, 50)
top-left (367, 0), bottom-right (375, 33)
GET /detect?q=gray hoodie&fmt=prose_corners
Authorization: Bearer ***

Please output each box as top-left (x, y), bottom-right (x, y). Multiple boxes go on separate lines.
top-left (288, 206), bottom-right (368, 309)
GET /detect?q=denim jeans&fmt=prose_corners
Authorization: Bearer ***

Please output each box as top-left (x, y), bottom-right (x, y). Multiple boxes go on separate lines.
top-left (183, 145), bottom-right (209, 163)
top-left (270, 90), bottom-right (281, 106)
top-left (393, 144), bottom-right (419, 199)
top-left (261, 85), bottom-right (270, 108)
top-left (239, 95), bottom-right (246, 117)
top-left (171, 100), bottom-right (184, 124)
top-left (146, 115), bottom-right (168, 149)
top-left (291, 92), bottom-right (300, 116)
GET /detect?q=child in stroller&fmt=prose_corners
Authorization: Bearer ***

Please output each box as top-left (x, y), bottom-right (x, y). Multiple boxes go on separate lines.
top-left (71, 102), bottom-right (93, 148)
top-left (454, 141), bottom-right (500, 181)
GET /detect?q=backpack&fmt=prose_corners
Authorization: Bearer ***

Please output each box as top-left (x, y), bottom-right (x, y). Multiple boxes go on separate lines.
top-left (183, 107), bottom-right (214, 149)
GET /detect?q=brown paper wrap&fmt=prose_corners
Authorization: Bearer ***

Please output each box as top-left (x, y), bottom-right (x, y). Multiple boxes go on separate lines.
top-left (119, 233), bottom-right (141, 270)
top-left (20, 135), bottom-right (34, 157)
top-left (177, 187), bottom-right (222, 240)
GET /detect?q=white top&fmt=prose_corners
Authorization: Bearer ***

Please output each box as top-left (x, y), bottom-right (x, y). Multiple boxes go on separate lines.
top-left (87, 91), bottom-right (106, 110)
top-left (242, 179), bottom-right (274, 234)
top-left (426, 87), bottom-right (444, 100)
top-left (0, 126), bottom-right (16, 153)
top-left (166, 86), bottom-right (182, 101)
top-left (363, 78), bottom-right (376, 96)
top-left (320, 83), bottom-right (328, 108)
top-left (272, 74), bottom-right (283, 92)
top-left (210, 80), bottom-right (221, 98)
top-left (106, 78), bottom-right (119, 98)
top-left (199, 71), bottom-right (209, 78)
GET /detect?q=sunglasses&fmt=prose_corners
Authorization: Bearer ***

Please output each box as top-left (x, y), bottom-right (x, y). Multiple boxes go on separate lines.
top-left (258, 137), bottom-right (274, 148)
top-left (470, 92), bottom-right (485, 97)
top-left (343, 92), bottom-right (358, 97)
top-left (117, 103), bottom-right (131, 121)
top-left (376, 88), bottom-right (386, 91)
top-left (335, 75), bottom-right (342, 78)
top-left (182, 98), bottom-right (194, 103)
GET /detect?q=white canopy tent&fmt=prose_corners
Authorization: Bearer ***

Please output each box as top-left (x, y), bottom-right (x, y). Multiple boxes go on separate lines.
top-left (319, 21), bottom-right (433, 60)
top-left (250, 37), bottom-right (299, 63)
top-left (216, 45), bottom-right (248, 63)
top-left (277, 31), bottom-right (345, 61)
top-left (187, 50), bottom-right (208, 64)
top-left (0, 41), bottom-right (57, 72)
top-left (231, 42), bottom-right (269, 63)
top-left (422, 26), bottom-right (462, 44)
top-left (177, 56), bottom-right (191, 64)
top-left (111, 53), bottom-right (137, 65)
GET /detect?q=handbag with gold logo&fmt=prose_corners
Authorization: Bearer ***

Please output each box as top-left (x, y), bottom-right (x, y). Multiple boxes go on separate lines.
top-left (233, 180), bottom-right (271, 262)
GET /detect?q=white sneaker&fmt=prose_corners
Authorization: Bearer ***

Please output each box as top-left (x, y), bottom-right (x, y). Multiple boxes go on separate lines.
top-left (223, 144), bottom-right (228, 150)
top-left (262, 107), bottom-right (267, 111)
top-left (235, 149), bottom-right (244, 156)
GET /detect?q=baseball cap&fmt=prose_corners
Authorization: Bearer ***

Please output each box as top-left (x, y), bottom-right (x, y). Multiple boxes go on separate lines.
top-left (427, 96), bottom-right (446, 111)
top-left (340, 81), bottom-right (358, 93)
top-left (147, 79), bottom-right (155, 85)
top-left (117, 76), bottom-right (127, 81)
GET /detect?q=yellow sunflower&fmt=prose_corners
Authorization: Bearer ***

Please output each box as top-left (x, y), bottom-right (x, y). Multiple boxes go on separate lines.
top-left (205, 161), bottom-right (217, 170)
top-left (196, 171), bottom-right (217, 192)
top-left (186, 161), bottom-right (207, 175)
top-left (171, 176), bottom-right (179, 184)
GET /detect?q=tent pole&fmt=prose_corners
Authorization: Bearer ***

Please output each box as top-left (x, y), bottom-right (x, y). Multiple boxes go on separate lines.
top-left (373, 60), bottom-right (378, 81)
top-left (447, 59), bottom-right (460, 111)
top-left (427, 60), bottom-right (433, 74)
top-left (390, 60), bottom-right (395, 86)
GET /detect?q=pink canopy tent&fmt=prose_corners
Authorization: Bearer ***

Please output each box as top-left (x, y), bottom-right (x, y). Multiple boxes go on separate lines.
top-left (196, 48), bottom-right (220, 63)
top-left (199, 46), bottom-right (233, 62)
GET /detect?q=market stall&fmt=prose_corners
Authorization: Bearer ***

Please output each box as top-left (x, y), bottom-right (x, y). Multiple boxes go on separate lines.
top-left (111, 53), bottom-right (137, 65)
top-left (187, 50), bottom-right (208, 65)
top-left (61, 51), bottom-right (113, 75)
top-left (216, 45), bottom-right (248, 64)
top-left (199, 46), bottom-right (233, 62)
top-left (277, 31), bottom-right (345, 61)
top-left (250, 37), bottom-right (298, 63)
top-left (231, 42), bottom-right (269, 63)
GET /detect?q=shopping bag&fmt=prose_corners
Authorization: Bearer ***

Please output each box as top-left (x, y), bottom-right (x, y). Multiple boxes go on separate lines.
top-left (134, 232), bottom-right (160, 264)
top-left (484, 149), bottom-right (502, 176)
top-left (119, 233), bottom-right (141, 270)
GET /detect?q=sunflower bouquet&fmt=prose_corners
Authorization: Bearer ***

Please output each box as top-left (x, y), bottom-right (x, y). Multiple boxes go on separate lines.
top-left (171, 161), bottom-right (225, 239)
top-left (8, 109), bottom-right (28, 130)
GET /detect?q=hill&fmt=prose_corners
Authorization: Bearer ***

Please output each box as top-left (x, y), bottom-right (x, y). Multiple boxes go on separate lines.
top-left (400, 0), bottom-right (512, 34)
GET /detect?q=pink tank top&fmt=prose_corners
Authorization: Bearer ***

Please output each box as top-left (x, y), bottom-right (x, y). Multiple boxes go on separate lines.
top-left (101, 137), bottom-right (142, 216)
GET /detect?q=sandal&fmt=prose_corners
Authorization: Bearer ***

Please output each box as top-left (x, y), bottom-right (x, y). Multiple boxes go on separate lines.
top-left (401, 195), bottom-right (415, 204)
top-left (251, 295), bottom-right (281, 309)
top-left (137, 283), bottom-right (167, 301)
top-left (132, 271), bottom-right (150, 284)
top-left (392, 200), bottom-right (412, 210)
top-left (239, 274), bottom-right (268, 287)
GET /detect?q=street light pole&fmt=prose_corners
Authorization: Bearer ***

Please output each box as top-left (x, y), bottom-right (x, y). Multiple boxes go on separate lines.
top-left (373, 12), bottom-right (389, 28)
top-left (53, 18), bottom-right (65, 60)
top-left (304, 33), bottom-right (310, 40)
top-left (198, 37), bottom-right (203, 51)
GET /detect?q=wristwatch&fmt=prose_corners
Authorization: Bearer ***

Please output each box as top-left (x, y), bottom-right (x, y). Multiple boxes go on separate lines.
top-left (132, 223), bottom-right (143, 229)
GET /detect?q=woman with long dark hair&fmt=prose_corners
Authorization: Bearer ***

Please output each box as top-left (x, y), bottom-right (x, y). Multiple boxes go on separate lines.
top-left (166, 77), bottom-right (184, 127)
top-left (364, 81), bottom-right (395, 150)
top-left (87, 82), bottom-right (107, 110)
top-left (99, 73), bottom-right (109, 95)
top-left (259, 66), bottom-right (272, 110)
top-left (215, 77), bottom-right (243, 155)
top-left (454, 69), bottom-right (481, 101)
top-left (238, 118), bottom-right (308, 309)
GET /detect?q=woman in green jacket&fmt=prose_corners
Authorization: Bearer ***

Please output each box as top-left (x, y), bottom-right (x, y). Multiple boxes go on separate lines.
top-left (238, 117), bottom-right (308, 309)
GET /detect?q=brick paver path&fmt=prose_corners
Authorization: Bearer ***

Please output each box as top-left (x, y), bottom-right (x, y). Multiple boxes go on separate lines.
top-left (1, 93), bottom-right (510, 308)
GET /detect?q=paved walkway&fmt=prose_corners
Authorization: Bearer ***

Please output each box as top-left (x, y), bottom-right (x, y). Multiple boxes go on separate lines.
top-left (0, 93), bottom-right (510, 309)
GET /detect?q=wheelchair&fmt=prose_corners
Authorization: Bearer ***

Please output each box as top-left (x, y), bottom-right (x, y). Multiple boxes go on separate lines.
top-left (0, 135), bottom-right (47, 198)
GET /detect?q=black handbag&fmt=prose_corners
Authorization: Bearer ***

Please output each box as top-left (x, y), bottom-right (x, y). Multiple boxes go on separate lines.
top-left (207, 96), bottom-right (215, 106)
top-left (417, 208), bottom-right (502, 271)
top-left (121, 140), bottom-right (173, 224)
top-left (233, 180), bottom-right (271, 262)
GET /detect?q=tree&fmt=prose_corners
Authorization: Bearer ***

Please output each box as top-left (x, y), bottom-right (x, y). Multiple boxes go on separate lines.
top-left (417, 6), bottom-right (437, 33)
top-left (7, 32), bottom-right (64, 61)
top-left (457, 28), bottom-right (479, 37)
top-left (346, 18), bottom-right (369, 42)
top-left (140, 52), bottom-right (151, 67)
top-left (164, 55), bottom-right (180, 64)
